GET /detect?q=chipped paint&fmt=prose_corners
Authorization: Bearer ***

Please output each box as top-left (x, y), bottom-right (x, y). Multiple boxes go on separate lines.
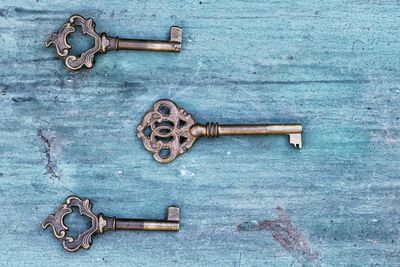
top-left (238, 207), bottom-right (320, 265)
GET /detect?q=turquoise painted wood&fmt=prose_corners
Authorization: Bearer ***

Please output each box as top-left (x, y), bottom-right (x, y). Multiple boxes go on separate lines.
top-left (0, 1), bottom-right (399, 266)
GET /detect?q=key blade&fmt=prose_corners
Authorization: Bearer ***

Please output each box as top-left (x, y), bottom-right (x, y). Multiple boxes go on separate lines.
top-left (167, 206), bottom-right (180, 222)
top-left (169, 27), bottom-right (183, 43)
top-left (289, 133), bottom-right (302, 149)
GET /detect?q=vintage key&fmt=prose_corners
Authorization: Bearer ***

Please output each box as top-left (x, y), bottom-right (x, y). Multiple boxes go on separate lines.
top-left (42, 195), bottom-right (180, 252)
top-left (45, 14), bottom-right (182, 71)
top-left (137, 99), bottom-right (303, 163)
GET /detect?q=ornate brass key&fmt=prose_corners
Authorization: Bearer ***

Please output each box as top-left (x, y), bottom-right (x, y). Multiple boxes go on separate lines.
top-left (137, 99), bottom-right (303, 163)
top-left (42, 195), bottom-right (180, 252)
top-left (45, 14), bottom-right (182, 70)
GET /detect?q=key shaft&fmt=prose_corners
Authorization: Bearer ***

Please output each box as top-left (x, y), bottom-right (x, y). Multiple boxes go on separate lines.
top-left (100, 206), bottom-right (180, 232)
top-left (117, 38), bottom-right (181, 52)
top-left (190, 123), bottom-right (302, 137)
top-left (114, 219), bottom-right (179, 231)
top-left (106, 26), bottom-right (182, 52)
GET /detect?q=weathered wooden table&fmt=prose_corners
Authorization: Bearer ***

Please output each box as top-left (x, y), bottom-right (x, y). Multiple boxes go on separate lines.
top-left (1, 1), bottom-right (399, 266)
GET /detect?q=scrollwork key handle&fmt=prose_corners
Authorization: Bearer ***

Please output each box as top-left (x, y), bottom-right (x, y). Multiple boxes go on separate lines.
top-left (45, 14), bottom-right (182, 71)
top-left (137, 99), bottom-right (303, 163)
top-left (42, 196), bottom-right (180, 252)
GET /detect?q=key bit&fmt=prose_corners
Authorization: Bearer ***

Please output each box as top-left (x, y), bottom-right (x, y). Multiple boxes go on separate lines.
top-left (45, 14), bottom-right (182, 71)
top-left (42, 195), bottom-right (180, 252)
top-left (137, 99), bottom-right (303, 163)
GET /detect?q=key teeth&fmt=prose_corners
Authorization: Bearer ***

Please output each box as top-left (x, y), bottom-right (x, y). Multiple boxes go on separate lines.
top-left (293, 142), bottom-right (302, 149)
top-left (291, 143), bottom-right (302, 149)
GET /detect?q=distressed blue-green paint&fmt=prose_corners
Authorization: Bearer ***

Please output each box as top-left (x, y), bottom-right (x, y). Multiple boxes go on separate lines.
top-left (0, 0), bottom-right (399, 266)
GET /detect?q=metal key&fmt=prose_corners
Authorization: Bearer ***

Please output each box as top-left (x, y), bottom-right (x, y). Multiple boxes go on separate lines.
top-left (42, 195), bottom-right (180, 252)
top-left (45, 14), bottom-right (182, 71)
top-left (137, 99), bottom-right (303, 163)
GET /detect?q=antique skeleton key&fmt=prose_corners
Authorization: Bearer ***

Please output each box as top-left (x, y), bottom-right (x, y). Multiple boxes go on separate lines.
top-left (45, 14), bottom-right (182, 71)
top-left (42, 196), bottom-right (180, 252)
top-left (137, 99), bottom-right (303, 163)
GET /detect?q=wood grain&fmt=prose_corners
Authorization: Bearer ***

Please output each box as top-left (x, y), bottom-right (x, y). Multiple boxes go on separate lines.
top-left (0, 0), bottom-right (399, 266)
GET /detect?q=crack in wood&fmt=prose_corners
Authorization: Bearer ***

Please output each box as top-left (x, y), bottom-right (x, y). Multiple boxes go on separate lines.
top-left (38, 129), bottom-right (61, 179)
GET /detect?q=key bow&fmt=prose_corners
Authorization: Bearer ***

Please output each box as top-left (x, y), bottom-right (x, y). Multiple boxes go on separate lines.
top-left (137, 99), bottom-right (196, 163)
top-left (45, 14), bottom-right (108, 71)
top-left (42, 195), bottom-right (99, 252)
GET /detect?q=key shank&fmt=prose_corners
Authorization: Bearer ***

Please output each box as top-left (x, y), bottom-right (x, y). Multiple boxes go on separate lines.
top-left (99, 206), bottom-right (180, 233)
top-left (190, 123), bottom-right (302, 137)
top-left (190, 123), bottom-right (303, 148)
top-left (114, 219), bottom-right (179, 231)
top-left (106, 26), bottom-right (182, 52)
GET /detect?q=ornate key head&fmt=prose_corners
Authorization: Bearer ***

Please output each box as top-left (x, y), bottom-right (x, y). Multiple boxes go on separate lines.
top-left (45, 14), bottom-right (114, 71)
top-left (137, 100), bottom-right (197, 163)
top-left (42, 195), bottom-right (102, 252)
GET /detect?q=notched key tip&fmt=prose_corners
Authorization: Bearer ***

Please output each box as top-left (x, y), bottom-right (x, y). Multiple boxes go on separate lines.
top-left (293, 143), bottom-right (302, 149)
top-left (289, 133), bottom-right (302, 149)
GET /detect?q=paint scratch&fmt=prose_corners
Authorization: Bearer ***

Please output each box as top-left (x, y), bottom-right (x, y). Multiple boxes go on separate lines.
top-left (238, 207), bottom-right (320, 265)
top-left (11, 96), bottom-right (34, 103)
top-left (38, 129), bottom-right (61, 179)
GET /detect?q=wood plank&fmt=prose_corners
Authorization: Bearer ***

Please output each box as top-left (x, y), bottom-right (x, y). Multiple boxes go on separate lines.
top-left (0, 0), bottom-right (399, 266)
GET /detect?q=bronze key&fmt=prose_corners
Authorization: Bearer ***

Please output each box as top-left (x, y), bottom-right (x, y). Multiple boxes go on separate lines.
top-left (45, 14), bottom-right (182, 71)
top-left (42, 195), bottom-right (180, 252)
top-left (137, 99), bottom-right (303, 163)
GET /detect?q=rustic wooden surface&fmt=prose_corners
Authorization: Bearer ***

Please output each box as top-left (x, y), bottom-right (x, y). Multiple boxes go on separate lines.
top-left (0, 1), bottom-right (399, 266)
